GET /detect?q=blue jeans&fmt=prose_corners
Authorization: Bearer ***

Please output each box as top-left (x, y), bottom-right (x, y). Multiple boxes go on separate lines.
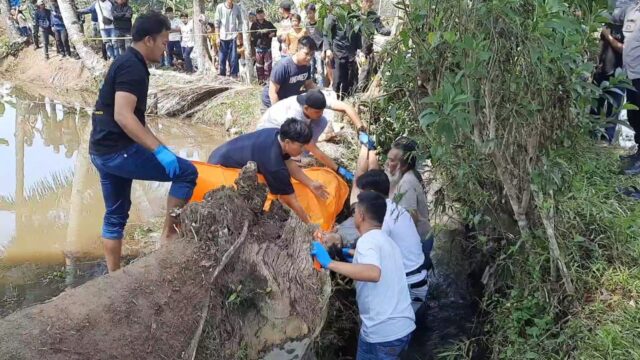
top-left (100, 28), bottom-right (115, 60)
top-left (357, 333), bottom-right (412, 360)
top-left (219, 39), bottom-right (238, 76)
top-left (90, 143), bottom-right (198, 240)
top-left (182, 46), bottom-right (194, 72)
top-left (165, 40), bottom-right (182, 67)
top-left (114, 28), bottom-right (131, 59)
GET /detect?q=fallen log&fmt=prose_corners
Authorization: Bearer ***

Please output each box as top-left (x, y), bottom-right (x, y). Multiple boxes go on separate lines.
top-left (0, 162), bottom-right (330, 359)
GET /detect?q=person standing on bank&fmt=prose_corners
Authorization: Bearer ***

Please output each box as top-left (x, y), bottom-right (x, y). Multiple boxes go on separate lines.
top-left (34, 0), bottom-right (54, 60)
top-left (357, 0), bottom-right (391, 93)
top-left (311, 191), bottom-right (416, 359)
top-left (49, 0), bottom-right (72, 57)
top-left (112, 0), bottom-right (133, 58)
top-left (324, 1), bottom-right (362, 99)
top-left (89, 11), bottom-right (198, 273)
top-left (261, 35), bottom-right (317, 109)
top-left (250, 9), bottom-right (277, 84)
top-left (179, 12), bottom-right (195, 73)
top-left (96, 0), bottom-right (116, 60)
top-left (165, 7), bottom-right (182, 68)
top-left (215, 0), bottom-right (243, 78)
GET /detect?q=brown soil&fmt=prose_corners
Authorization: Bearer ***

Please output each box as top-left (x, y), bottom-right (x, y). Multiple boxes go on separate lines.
top-left (0, 46), bottom-right (97, 106)
top-left (0, 163), bottom-right (329, 360)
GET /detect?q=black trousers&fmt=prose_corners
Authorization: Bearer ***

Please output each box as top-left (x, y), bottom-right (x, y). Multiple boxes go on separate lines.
top-left (39, 27), bottom-right (55, 56)
top-left (627, 78), bottom-right (640, 146)
top-left (333, 57), bottom-right (358, 99)
top-left (31, 23), bottom-right (39, 48)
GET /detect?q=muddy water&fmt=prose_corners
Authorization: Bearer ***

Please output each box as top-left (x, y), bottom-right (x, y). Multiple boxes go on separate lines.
top-left (0, 84), bottom-right (225, 316)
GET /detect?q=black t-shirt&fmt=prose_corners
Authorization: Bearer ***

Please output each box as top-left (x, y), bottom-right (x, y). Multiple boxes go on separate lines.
top-left (207, 128), bottom-right (294, 195)
top-left (89, 47), bottom-right (150, 155)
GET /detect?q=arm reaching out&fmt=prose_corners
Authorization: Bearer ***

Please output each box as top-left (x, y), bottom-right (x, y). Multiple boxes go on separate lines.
top-left (330, 99), bottom-right (364, 129)
top-left (279, 193), bottom-right (311, 223)
top-left (286, 159), bottom-right (329, 200)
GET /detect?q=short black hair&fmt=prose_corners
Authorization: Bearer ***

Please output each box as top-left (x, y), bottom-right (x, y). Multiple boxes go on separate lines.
top-left (298, 36), bottom-right (317, 52)
top-left (132, 11), bottom-right (171, 42)
top-left (356, 191), bottom-right (387, 225)
top-left (292, 13), bottom-right (302, 22)
top-left (279, 118), bottom-right (313, 144)
top-left (165, 6), bottom-right (174, 12)
top-left (356, 170), bottom-right (390, 197)
top-left (280, 1), bottom-right (292, 11)
top-left (180, 12), bottom-right (188, 17)
top-left (256, 8), bottom-right (265, 14)
top-left (392, 136), bottom-right (418, 170)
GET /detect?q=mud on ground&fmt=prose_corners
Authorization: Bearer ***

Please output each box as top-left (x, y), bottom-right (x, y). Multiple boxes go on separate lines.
top-left (0, 163), bottom-right (329, 360)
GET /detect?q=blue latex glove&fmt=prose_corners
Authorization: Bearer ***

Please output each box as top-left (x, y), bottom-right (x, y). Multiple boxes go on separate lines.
top-left (342, 247), bottom-right (354, 263)
top-left (337, 166), bottom-right (354, 182)
top-left (358, 131), bottom-right (376, 150)
top-left (153, 145), bottom-right (180, 178)
top-left (310, 241), bottom-right (332, 268)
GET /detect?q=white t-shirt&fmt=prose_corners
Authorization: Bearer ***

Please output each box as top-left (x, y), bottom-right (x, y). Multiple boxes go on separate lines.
top-left (354, 229), bottom-right (416, 343)
top-left (390, 171), bottom-right (431, 239)
top-left (95, 0), bottom-right (114, 30)
top-left (256, 93), bottom-right (336, 142)
top-left (382, 199), bottom-right (426, 284)
top-left (169, 18), bottom-right (182, 42)
top-left (180, 20), bottom-right (195, 47)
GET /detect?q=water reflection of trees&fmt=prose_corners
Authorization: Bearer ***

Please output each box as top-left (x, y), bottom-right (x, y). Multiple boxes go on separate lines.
top-left (13, 96), bottom-right (87, 158)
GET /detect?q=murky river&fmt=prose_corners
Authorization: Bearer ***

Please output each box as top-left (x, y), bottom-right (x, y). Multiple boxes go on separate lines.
top-left (0, 84), bottom-right (225, 315)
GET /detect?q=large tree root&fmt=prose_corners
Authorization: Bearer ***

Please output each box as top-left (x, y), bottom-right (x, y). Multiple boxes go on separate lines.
top-left (0, 162), bottom-right (330, 359)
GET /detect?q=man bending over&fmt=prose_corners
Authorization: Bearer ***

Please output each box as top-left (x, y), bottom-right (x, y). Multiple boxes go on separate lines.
top-left (208, 119), bottom-right (316, 223)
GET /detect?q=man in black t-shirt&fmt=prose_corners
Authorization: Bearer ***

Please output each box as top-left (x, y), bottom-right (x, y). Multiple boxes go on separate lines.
top-left (208, 118), bottom-right (315, 223)
top-left (89, 12), bottom-right (198, 273)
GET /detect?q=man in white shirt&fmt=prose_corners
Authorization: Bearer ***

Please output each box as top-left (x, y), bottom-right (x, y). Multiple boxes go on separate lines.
top-left (179, 13), bottom-right (195, 72)
top-left (257, 89), bottom-right (366, 182)
top-left (164, 7), bottom-right (183, 68)
top-left (95, 0), bottom-right (115, 60)
top-left (214, 0), bottom-right (243, 77)
top-left (311, 190), bottom-right (415, 359)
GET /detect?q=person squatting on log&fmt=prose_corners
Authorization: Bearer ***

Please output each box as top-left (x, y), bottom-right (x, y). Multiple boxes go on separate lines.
top-left (258, 89), bottom-right (364, 182)
top-left (89, 11), bottom-right (198, 273)
top-left (250, 9), bottom-right (277, 84)
top-left (261, 35), bottom-right (318, 109)
top-left (312, 191), bottom-right (416, 359)
top-left (207, 118), bottom-right (316, 223)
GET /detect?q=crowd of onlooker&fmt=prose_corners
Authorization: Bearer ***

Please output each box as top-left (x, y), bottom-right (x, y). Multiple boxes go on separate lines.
top-left (7, 0), bottom-right (391, 92)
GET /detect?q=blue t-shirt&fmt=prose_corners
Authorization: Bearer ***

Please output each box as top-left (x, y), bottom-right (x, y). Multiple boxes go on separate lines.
top-left (261, 56), bottom-right (311, 108)
top-left (207, 128), bottom-right (294, 195)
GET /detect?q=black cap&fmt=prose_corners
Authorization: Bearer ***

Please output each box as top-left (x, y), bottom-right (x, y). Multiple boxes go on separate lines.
top-left (297, 89), bottom-right (326, 110)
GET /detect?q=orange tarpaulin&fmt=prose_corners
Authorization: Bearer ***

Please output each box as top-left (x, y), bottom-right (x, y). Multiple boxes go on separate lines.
top-left (190, 161), bottom-right (350, 230)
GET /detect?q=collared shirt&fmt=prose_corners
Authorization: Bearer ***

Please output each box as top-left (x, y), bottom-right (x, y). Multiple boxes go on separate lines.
top-left (214, 2), bottom-right (243, 41)
top-left (623, 2), bottom-right (640, 79)
top-left (90, 47), bottom-right (150, 155)
top-left (207, 128), bottom-right (294, 195)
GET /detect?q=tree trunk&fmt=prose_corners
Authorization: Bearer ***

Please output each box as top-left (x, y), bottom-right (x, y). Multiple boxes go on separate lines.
top-left (193, 0), bottom-right (212, 73)
top-left (240, 1), bottom-right (254, 84)
top-left (0, 0), bottom-right (23, 42)
top-left (0, 163), bottom-right (330, 360)
top-left (56, 0), bottom-right (106, 77)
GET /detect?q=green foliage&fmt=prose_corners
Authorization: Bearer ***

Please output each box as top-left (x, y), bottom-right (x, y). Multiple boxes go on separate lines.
top-left (372, 0), bottom-right (640, 357)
